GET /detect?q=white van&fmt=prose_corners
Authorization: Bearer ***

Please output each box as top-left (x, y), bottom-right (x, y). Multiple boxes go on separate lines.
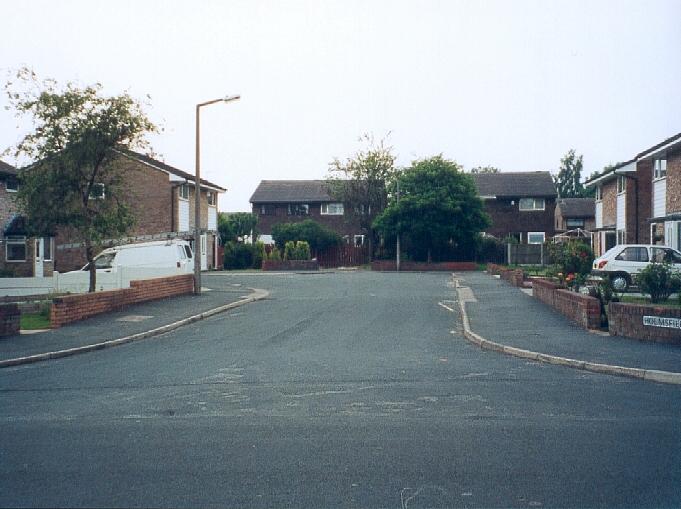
top-left (75, 239), bottom-right (194, 274)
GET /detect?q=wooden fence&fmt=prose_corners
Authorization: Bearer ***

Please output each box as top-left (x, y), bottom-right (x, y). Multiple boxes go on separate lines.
top-left (317, 245), bottom-right (370, 268)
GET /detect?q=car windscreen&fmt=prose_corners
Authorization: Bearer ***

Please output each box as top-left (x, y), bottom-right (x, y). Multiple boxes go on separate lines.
top-left (92, 252), bottom-right (116, 269)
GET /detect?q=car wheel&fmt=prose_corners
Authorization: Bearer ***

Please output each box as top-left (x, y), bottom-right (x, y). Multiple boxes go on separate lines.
top-left (610, 273), bottom-right (629, 292)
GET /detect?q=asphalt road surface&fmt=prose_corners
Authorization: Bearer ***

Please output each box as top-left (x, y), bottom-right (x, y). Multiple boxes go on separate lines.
top-left (2, 272), bottom-right (680, 508)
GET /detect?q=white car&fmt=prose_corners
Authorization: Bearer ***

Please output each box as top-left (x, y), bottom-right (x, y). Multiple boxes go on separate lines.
top-left (591, 244), bottom-right (681, 291)
top-left (72, 239), bottom-right (194, 274)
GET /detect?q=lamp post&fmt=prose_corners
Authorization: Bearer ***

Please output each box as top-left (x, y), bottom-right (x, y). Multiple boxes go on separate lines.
top-left (194, 94), bottom-right (240, 295)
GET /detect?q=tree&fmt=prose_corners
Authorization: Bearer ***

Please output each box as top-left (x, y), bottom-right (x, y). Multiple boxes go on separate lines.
top-left (271, 219), bottom-right (340, 254)
top-left (554, 149), bottom-right (586, 198)
top-left (373, 155), bottom-right (490, 263)
top-left (470, 165), bottom-right (500, 174)
top-left (5, 68), bottom-right (157, 292)
top-left (218, 212), bottom-right (258, 244)
top-left (328, 134), bottom-right (397, 258)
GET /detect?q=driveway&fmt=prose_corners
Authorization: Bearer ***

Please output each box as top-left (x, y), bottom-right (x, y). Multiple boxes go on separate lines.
top-left (1, 271), bottom-right (681, 508)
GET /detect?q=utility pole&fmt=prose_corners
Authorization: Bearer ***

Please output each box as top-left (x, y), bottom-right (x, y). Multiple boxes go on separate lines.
top-left (396, 178), bottom-right (401, 272)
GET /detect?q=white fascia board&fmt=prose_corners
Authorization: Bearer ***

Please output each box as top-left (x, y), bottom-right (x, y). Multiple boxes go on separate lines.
top-left (585, 163), bottom-right (636, 188)
top-left (637, 138), bottom-right (681, 161)
top-left (480, 195), bottom-right (496, 200)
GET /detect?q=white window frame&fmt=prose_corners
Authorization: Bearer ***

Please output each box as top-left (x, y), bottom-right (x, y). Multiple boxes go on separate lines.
top-left (353, 234), bottom-right (365, 247)
top-left (616, 229), bottom-right (626, 245)
top-left (616, 175), bottom-right (626, 194)
top-left (527, 232), bottom-right (545, 244)
top-left (89, 182), bottom-right (105, 200)
top-left (5, 178), bottom-right (18, 193)
top-left (207, 191), bottom-right (217, 206)
top-left (519, 198), bottom-right (545, 211)
top-left (287, 203), bottom-right (309, 216)
top-left (594, 186), bottom-right (602, 201)
top-left (43, 237), bottom-right (53, 262)
top-left (653, 159), bottom-right (667, 180)
top-left (566, 218), bottom-right (585, 229)
top-left (5, 236), bottom-right (27, 262)
top-left (321, 202), bottom-right (344, 215)
top-left (179, 184), bottom-right (189, 200)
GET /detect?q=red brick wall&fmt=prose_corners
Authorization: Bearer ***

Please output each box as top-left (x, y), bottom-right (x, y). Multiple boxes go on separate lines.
top-left (50, 274), bottom-right (194, 327)
top-left (608, 302), bottom-right (681, 344)
top-left (635, 160), bottom-right (652, 244)
top-left (481, 197), bottom-right (556, 242)
top-left (0, 303), bottom-right (20, 337)
top-left (253, 203), bottom-right (364, 238)
top-left (531, 278), bottom-right (601, 329)
top-left (371, 261), bottom-right (477, 271)
top-left (667, 148), bottom-right (681, 215)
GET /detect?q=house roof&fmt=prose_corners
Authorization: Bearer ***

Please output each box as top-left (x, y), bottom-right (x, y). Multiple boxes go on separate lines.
top-left (635, 131), bottom-right (681, 160)
top-left (118, 150), bottom-right (226, 192)
top-left (0, 160), bottom-right (17, 177)
top-left (557, 198), bottom-right (595, 218)
top-left (250, 180), bottom-right (335, 203)
top-left (471, 171), bottom-right (557, 198)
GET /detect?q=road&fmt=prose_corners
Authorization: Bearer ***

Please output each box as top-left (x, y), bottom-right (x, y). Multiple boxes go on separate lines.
top-left (2, 271), bottom-right (681, 508)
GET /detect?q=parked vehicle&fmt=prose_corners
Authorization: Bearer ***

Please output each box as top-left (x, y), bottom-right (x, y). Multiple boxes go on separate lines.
top-left (71, 240), bottom-right (194, 274)
top-left (591, 244), bottom-right (681, 291)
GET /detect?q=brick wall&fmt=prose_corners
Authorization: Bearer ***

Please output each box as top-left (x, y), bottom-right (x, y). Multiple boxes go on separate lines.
top-left (667, 149), bottom-right (681, 215)
top-left (371, 261), bottom-right (477, 271)
top-left (486, 264), bottom-right (526, 286)
top-left (635, 160), bottom-right (652, 244)
top-left (254, 203), bottom-right (364, 238)
top-left (0, 304), bottom-right (20, 337)
top-left (262, 260), bottom-right (319, 271)
top-left (482, 197), bottom-right (556, 242)
top-left (608, 302), bottom-right (681, 344)
top-left (50, 274), bottom-right (194, 327)
top-left (531, 278), bottom-right (601, 329)
top-left (600, 179), bottom-right (617, 228)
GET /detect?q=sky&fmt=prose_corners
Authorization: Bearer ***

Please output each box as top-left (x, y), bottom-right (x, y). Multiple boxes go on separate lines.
top-left (1, 0), bottom-right (680, 212)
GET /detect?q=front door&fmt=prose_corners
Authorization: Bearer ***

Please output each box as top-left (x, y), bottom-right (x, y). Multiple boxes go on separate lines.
top-left (34, 238), bottom-right (43, 277)
top-left (200, 234), bottom-right (208, 271)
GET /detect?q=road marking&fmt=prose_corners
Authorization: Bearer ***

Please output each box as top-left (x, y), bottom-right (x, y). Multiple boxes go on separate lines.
top-left (438, 302), bottom-right (456, 312)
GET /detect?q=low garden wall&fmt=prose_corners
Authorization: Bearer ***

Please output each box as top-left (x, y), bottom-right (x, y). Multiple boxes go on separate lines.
top-left (371, 261), bottom-right (477, 271)
top-left (608, 302), bottom-right (681, 344)
top-left (487, 264), bottom-right (525, 287)
top-left (0, 304), bottom-right (20, 337)
top-left (531, 278), bottom-right (601, 330)
top-left (50, 274), bottom-right (194, 327)
top-left (262, 260), bottom-right (319, 271)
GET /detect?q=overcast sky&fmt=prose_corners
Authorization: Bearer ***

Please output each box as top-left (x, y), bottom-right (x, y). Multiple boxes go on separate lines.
top-left (1, 0), bottom-right (680, 211)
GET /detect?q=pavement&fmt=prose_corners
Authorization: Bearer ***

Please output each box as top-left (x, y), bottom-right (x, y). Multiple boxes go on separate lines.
top-left (0, 283), bottom-right (266, 366)
top-left (455, 271), bottom-right (681, 380)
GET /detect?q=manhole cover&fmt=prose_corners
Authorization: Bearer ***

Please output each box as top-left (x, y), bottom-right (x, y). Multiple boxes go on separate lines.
top-left (117, 315), bottom-right (153, 322)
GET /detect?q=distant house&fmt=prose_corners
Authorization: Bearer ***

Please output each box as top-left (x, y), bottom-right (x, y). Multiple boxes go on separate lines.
top-left (471, 172), bottom-right (557, 244)
top-left (0, 160), bottom-right (55, 277)
top-left (555, 198), bottom-right (596, 233)
top-left (55, 150), bottom-right (226, 272)
top-left (249, 180), bottom-right (365, 245)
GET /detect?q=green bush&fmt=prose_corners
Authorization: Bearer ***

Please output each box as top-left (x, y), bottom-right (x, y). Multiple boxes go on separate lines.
top-left (294, 241), bottom-right (311, 261)
top-left (252, 241), bottom-right (266, 269)
top-left (223, 241), bottom-right (254, 270)
top-left (547, 240), bottom-right (593, 278)
top-left (637, 262), bottom-right (681, 303)
top-left (271, 220), bottom-right (341, 252)
top-left (475, 235), bottom-right (505, 262)
top-left (283, 241), bottom-right (296, 261)
top-left (268, 246), bottom-right (281, 261)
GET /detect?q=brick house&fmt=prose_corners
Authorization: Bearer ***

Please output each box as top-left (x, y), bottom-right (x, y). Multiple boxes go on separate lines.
top-left (249, 180), bottom-right (365, 245)
top-left (0, 160), bottom-right (55, 277)
top-left (554, 198), bottom-right (596, 233)
top-left (55, 150), bottom-right (225, 272)
top-left (586, 132), bottom-right (680, 257)
top-left (471, 172), bottom-right (557, 244)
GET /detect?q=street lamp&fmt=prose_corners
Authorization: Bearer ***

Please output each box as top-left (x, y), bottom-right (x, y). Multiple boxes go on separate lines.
top-left (194, 94), bottom-right (240, 295)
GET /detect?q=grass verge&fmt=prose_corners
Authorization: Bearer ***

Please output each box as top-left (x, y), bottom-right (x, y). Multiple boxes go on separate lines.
top-left (20, 313), bottom-right (51, 330)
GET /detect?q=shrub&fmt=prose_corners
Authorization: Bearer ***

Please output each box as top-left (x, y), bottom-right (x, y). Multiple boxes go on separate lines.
top-left (271, 220), bottom-right (341, 252)
top-left (637, 262), bottom-right (681, 303)
top-left (223, 241), bottom-right (254, 270)
top-left (475, 235), bottom-right (505, 263)
top-left (547, 240), bottom-right (593, 279)
top-left (283, 241), bottom-right (296, 261)
top-left (294, 241), bottom-right (311, 261)
top-left (268, 247), bottom-right (281, 261)
top-left (252, 241), bottom-right (266, 269)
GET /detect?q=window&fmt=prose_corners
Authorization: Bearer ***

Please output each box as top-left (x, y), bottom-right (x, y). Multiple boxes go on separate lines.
top-left (321, 203), bottom-right (344, 215)
top-left (6, 236), bottom-right (26, 262)
top-left (207, 191), bottom-right (217, 206)
top-left (519, 198), bottom-right (545, 211)
top-left (6, 178), bottom-right (18, 192)
top-left (353, 235), bottom-right (365, 247)
top-left (527, 232), bottom-right (545, 244)
top-left (653, 159), bottom-right (667, 180)
top-left (615, 247), bottom-right (648, 262)
top-left (184, 245), bottom-right (193, 259)
top-left (354, 204), bottom-right (371, 215)
top-left (179, 184), bottom-right (189, 200)
top-left (287, 203), bottom-right (309, 216)
top-left (89, 183), bottom-right (105, 199)
top-left (617, 175), bottom-right (626, 194)
top-left (594, 186), bottom-right (602, 201)
top-left (258, 204), bottom-right (275, 216)
top-left (43, 237), bottom-right (53, 262)
top-left (616, 229), bottom-right (626, 244)
top-left (652, 248), bottom-right (681, 264)
top-left (605, 232), bottom-right (617, 252)
top-left (566, 218), bottom-right (585, 229)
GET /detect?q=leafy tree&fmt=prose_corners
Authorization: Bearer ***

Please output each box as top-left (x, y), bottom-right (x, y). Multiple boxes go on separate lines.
top-left (328, 134), bottom-right (397, 258)
top-left (271, 219), bottom-right (340, 253)
top-left (218, 212), bottom-right (258, 243)
top-left (554, 149), bottom-right (586, 198)
top-left (5, 68), bottom-right (156, 292)
top-left (470, 165), bottom-right (500, 174)
top-left (373, 155), bottom-right (490, 263)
